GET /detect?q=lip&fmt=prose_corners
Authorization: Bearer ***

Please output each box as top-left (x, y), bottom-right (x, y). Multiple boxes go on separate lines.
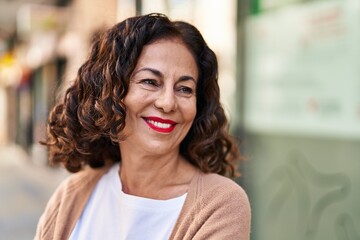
top-left (143, 116), bottom-right (177, 133)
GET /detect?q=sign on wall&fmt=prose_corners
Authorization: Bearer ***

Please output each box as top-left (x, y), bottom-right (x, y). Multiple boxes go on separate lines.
top-left (244, 0), bottom-right (360, 139)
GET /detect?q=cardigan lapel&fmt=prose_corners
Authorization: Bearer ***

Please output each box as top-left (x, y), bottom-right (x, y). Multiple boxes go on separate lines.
top-left (169, 170), bottom-right (203, 240)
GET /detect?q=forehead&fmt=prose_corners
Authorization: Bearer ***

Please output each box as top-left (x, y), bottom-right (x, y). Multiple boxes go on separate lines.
top-left (134, 38), bottom-right (198, 76)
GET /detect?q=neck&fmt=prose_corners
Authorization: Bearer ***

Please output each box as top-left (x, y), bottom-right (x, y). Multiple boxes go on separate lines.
top-left (118, 144), bottom-right (196, 200)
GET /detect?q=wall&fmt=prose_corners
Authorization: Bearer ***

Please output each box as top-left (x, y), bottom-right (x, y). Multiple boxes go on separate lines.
top-left (240, 0), bottom-right (360, 239)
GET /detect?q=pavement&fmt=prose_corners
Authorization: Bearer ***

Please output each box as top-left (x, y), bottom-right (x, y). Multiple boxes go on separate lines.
top-left (0, 143), bottom-right (67, 240)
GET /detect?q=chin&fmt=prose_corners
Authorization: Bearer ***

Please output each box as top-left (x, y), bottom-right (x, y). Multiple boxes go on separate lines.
top-left (143, 143), bottom-right (178, 155)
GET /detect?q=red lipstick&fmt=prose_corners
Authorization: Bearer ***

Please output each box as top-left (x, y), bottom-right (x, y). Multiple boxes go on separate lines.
top-left (143, 117), bottom-right (177, 133)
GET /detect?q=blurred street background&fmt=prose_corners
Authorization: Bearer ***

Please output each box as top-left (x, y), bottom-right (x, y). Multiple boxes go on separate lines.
top-left (0, 144), bottom-right (66, 239)
top-left (1, 0), bottom-right (360, 239)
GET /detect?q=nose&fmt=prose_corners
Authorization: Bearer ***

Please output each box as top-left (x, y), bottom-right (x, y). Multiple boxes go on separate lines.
top-left (154, 87), bottom-right (177, 113)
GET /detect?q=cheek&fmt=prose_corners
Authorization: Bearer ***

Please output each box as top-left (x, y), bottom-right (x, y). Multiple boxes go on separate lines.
top-left (182, 99), bottom-right (197, 123)
top-left (124, 92), bottom-right (152, 115)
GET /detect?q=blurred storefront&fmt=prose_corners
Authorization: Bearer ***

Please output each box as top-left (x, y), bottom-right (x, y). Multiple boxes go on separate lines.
top-left (0, 0), bottom-right (119, 163)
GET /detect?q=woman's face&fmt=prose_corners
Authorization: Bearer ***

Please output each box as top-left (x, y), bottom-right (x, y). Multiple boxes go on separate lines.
top-left (121, 38), bottom-right (198, 156)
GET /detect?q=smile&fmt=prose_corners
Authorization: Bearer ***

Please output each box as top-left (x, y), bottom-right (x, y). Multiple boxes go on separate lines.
top-left (143, 117), bottom-right (177, 133)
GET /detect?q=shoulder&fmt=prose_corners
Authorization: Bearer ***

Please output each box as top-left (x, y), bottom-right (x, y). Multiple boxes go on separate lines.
top-left (179, 172), bottom-right (251, 238)
top-left (43, 164), bottom-right (110, 208)
top-left (47, 165), bottom-right (112, 210)
top-left (187, 172), bottom-right (251, 216)
top-left (58, 165), bottom-right (109, 193)
top-left (198, 173), bottom-right (249, 202)
top-left (195, 173), bottom-right (251, 221)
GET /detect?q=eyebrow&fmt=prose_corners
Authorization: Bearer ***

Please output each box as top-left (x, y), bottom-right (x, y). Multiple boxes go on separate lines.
top-left (133, 67), bottom-right (197, 83)
top-left (133, 67), bottom-right (163, 78)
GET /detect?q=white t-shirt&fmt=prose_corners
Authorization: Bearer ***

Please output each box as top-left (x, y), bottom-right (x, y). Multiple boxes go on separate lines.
top-left (69, 163), bottom-right (187, 240)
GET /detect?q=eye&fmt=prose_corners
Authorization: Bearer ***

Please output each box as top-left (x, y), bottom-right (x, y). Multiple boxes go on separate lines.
top-left (140, 79), bottom-right (159, 87)
top-left (178, 86), bottom-right (194, 95)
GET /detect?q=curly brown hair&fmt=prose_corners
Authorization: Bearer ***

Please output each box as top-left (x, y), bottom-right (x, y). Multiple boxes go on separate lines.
top-left (44, 13), bottom-right (242, 177)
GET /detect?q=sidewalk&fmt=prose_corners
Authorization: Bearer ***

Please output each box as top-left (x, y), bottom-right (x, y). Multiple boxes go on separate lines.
top-left (0, 144), bottom-right (67, 240)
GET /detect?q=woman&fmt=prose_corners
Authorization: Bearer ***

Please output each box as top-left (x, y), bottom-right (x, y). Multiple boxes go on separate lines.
top-left (35, 13), bottom-right (251, 240)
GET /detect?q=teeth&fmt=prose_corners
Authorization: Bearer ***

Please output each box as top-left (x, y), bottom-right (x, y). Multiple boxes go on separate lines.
top-left (147, 119), bottom-right (172, 129)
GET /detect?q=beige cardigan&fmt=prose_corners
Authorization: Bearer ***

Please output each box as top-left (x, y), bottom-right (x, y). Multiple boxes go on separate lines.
top-left (34, 165), bottom-right (251, 240)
